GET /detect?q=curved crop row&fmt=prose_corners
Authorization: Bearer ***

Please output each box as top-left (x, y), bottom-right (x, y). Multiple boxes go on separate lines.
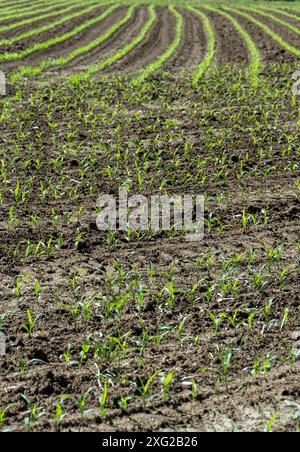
top-left (254, 5), bottom-right (300, 22)
top-left (0, 1), bottom-right (88, 33)
top-left (70, 4), bottom-right (157, 83)
top-left (12, 6), bottom-right (136, 81)
top-left (0, 2), bottom-right (103, 46)
top-left (0, 0), bottom-right (72, 23)
top-left (0, 4), bottom-right (118, 63)
top-left (276, 4), bottom-right (300, 12)
top-left (132, 6), bottom-right (183, 85)
top-left (0, 0), bottom-right (69, 17)
top-left (0, 0), bottom-right (52, 15)
top-left (237, 5), bottom-right (300, 36)
top-left (187, 6), bottom-right (215, 84)
top-left (203, 4), bottom-right (260, 83)
top-left (223, 6), bottom-right (300, 57)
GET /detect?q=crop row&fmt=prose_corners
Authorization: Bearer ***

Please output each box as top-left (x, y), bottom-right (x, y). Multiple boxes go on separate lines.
top-left (0, 0), bottom-right (57, 15)
top-left (6, 2), bottom-right (300, 84)
top-left (0, 2), bottom-right (105, 46)
top-left (133, 5), bottom-right (183, 85)
top-left (0, 0), bottom-right (97, 33)
top-left (188, 7), bottom-right (215, 84)
top-left (200, 4), bottom-right (260, 83)
top-left (237, 4), bottom-right (300, 36)
top-left (70, 4), bottom-right (157, 83)
top-left (255, 3), bottom-right (300, 22)
top-left (12, 5), bottom-right (136, 81)
top-left (0, 0), bottom-right (75, 23)
top-left (223, 5), bottom-right (300, 57)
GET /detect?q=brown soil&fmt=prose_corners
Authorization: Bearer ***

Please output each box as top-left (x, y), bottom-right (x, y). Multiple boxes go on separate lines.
top-left (204, 10), bottom-right (250, 65)
top-left (105, 6), bottom-right (176, 73)
top-left (228, 12), bottom-right (299, 64)
top-left (0, 2), bottom-right (299, 433)
top-left (0, 5), bottom-right (84, 40)
top-left (61, 6), bottom-right (150, 72)
top-left (163, 8), bottom-right (207, 72)
top-left (0, 5), bottom-right (107, 54)
top-left (248, 10), bottom-right (300, 48)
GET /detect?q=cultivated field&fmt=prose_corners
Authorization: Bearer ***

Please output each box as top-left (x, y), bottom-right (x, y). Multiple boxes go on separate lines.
top-left (0, 0), bottom-right (299, 432)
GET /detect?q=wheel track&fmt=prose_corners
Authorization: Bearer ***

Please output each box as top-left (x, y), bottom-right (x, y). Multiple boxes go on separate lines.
top-left (163, 7), bottom-right (207, 73)
top-left (105, 6), bottom-right (175, 74)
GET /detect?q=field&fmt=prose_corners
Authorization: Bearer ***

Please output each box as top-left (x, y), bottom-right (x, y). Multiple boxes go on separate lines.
top-left (0, 0), bottom-right (299, 433)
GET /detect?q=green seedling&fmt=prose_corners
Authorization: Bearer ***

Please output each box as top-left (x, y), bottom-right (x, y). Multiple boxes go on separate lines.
top-left (161, 371), bottom-right (174, 402)
top-left (21, 309), bottom-right (40, 334)
top-left (264, 412), bottom-right (280, 432)
top-left (140, 371), bottom-right (159, 410)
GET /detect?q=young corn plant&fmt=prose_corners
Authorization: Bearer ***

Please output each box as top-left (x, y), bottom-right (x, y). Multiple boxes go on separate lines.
top-left (140, 371), bottom-right (159, 410)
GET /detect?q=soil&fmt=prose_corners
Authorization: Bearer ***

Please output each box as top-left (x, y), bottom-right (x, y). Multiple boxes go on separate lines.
top-left (163, 8), bottom-right (207, 72)
top-left (0, 5), bottom-right (108, 54)
top-left (0, 2), bottom-right (299, 433)
top-left (107, 7), bottom-right (176, 73)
